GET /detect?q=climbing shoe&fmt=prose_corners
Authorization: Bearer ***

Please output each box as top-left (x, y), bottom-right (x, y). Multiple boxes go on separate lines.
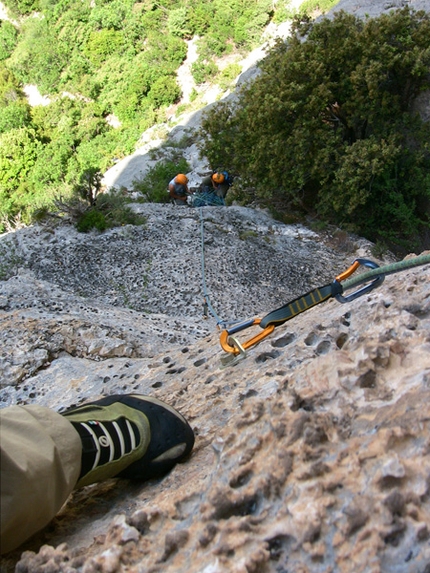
top-left (62, 394), bottom-right (195, 488)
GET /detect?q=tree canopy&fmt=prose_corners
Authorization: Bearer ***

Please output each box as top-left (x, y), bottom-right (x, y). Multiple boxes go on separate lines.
top-left (0, 0), bottom-right (294, 230)
top-left (199, 8), bottom-right (430, 252)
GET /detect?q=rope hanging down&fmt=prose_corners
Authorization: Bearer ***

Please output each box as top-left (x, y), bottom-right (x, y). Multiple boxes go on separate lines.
top-left (199, 207), bottom-right (224, 326)
top-left (220, 253), bottom-right (430, 356)
top-left (198, 207), bottom-right (245, 329)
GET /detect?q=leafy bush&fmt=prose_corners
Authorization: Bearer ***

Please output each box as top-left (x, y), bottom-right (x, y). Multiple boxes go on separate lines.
top-left (218, 63), bottom-right (242, 90)
top-left (95, 189), bottom-right (147, 227)
top-left (0, 65), bottom-right (23, 104)
top-left (147, 75), bottom-right (181, 107)
top-left (5, 0), bottom-right (39, 16)
top-left (84, 29), bottom-right (125, 67)
top-left (168, 7), bottom-right (192, 38)
top-left (299, 0), bottom-right (340, 15)
top-left (76, 209), bottom-right (107, 232)
top-left (7, 17), bottom-right (68, 93)
top-left (199, 8), bottom-right (430, 252)
top-left (60, 176), bottom-right (146, 232)
top-left (0, 21), bottom-right (18, 61)
top-left (0, 101), bottom-right (31, 133)
top-left (191, 58), bottom-right (218, 85)
top-left (273, 0), bottom-right (298, 23)
top-left (196, 0), bottom-right (273, 57)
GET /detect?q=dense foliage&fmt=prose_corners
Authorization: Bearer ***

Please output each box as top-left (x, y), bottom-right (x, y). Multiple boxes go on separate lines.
top-left (0, 0), bottom-right (293, 231)
top-left (199, 8), bottom-right (430, 252)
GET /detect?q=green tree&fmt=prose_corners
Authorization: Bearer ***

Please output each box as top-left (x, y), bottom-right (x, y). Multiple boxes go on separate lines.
top-left (88, 0), bottom-right (134, 31)
top-left (148, 76), bottom-right (181, 107)
top-left (0, 127), bottom-right (41, 194)
top-left (191, 57), bottom-right (218, 84)
top-left (83, 29), bottom-right (125, 67)
top-left (199, 8), bottom-right (430, 251)
top-left (0, 20), bottom-right (18, 61)
top-left (5, 0), bottom-right (39, 16)
top-left (7, 17), bottom-right (68, 93)
top-left (0, 64), bottom-right (24, 104)
top-left (167, 7), bottom-right (192, 38)
top-left (0, 127), bottom-right (42, 224)
top-left (0, 100), bottom-right (32, 133)
top-left (28, 136), bottom-right (74, 192)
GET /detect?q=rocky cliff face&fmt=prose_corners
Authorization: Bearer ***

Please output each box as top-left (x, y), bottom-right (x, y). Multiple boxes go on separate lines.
top-left (1, 202), bottom-right (429, 573)
top-left (1, 0), bottom-right (430, 571)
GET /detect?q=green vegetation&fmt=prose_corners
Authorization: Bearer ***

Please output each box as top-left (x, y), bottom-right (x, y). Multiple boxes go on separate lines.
top-left (132, 158), bottom-right (190, 203)
top-left (7, 1), bottom-right (427, 254)
top-left (53, 169), bottom-right (147, 232)
top-left (0, 0), bottom-right (295, 232)
top-left (199, 8), bottom-right (430, 253)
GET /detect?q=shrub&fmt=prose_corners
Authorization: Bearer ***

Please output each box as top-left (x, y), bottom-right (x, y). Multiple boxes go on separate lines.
top-left (0, 101), bottom-right (32, 133)
top-left (84, 29), bottom-right (125, 67)
top-left (0, 21), bottom-right (18, 61)
top-left (199, 8), bottom-right (430, 252)
top-left (191, 58), bottom-right (218, 85)
top-left (97, 188), bottom-right (145, 224)
top-left (76, 209), bottom-right (107, 232)
top-left (168, 7), bottom-right (192, 38)
top-left (147, 76), bottom-right (181, 107)
top-left (218, 63), bottom-right (242, 90)
top-left (299, 0), bottom-right (340, 15)
top-left (7, 17), bottom-right (68, 93)
top-left (59, 185), bottom-right (146, 232)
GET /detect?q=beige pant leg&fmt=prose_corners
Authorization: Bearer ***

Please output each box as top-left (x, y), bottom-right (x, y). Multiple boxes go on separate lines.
top-left (0, 405), bottom-right (82, 554)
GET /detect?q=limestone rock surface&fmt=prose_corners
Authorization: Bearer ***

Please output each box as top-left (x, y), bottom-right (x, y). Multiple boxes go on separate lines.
top-left (1, 0), bottom-right (430, 570)
top-left (1, 202), bottom-right (429, 573)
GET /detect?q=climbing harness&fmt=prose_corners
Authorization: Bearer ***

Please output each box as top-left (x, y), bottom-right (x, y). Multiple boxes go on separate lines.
top-left (219, 253), bottom-right (430, 361)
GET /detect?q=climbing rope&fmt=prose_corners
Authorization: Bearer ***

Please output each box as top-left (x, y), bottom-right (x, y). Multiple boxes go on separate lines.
top-left (219, 253), bottom-right (430, 358)
top-left (198, 206), bottom-right (246, 330)
top-left (199, 206), bottom-right (226, 327)
top-left (340, 254), bottom-right (430, 294)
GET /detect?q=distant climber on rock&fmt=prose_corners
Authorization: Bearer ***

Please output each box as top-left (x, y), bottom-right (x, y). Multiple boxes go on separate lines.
top-left (168, 173), bottom-right (190, 205)
top-left (0, 394), bottom-right (195, 554)
top-left (199, 170), bottom-right (233, 200)
top-left (190, 170), bottom-right (233, 207)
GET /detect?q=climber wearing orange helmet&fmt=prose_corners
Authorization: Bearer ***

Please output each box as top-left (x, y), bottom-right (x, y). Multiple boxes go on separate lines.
top-left (199, 170), bottom-right (231, 199)
top-left (168, 174), bottom-right (190, 205)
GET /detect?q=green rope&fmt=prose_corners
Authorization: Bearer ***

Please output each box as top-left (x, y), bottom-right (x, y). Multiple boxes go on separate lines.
top-left (342, 253), bottom-right (430, 292)
top-left (259, 253), bottom-right (429, 329)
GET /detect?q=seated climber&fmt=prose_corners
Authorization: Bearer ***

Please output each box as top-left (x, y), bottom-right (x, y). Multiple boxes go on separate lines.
top-left (168, 173), bottom-right (190, 205)
top-left (0, 394), bottom-right (195, 554)
top-left (199, 171), bottom-right (232, 200)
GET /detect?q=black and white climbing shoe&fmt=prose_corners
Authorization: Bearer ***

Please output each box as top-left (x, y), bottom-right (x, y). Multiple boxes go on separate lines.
top-left (62, 394), bottom-right (195, 488)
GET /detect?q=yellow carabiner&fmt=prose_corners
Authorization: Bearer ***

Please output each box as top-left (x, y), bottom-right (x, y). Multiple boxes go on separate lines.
top-left (220, 318), bottom-right (275, 355)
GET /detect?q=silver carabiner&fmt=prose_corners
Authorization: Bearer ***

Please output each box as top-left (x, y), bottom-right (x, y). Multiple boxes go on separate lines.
top-left (335, 258), bottom-right (385, 303)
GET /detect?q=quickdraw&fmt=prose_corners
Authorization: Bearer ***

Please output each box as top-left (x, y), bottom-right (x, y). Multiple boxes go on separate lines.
top-left (219, 255), bottom-right (430, 357)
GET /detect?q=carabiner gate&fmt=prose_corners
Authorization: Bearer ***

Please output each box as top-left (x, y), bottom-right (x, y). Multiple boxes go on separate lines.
top-left (334, 258), bottom-right (385, 303)
top-left (220, 318), bottom-right (275, 355)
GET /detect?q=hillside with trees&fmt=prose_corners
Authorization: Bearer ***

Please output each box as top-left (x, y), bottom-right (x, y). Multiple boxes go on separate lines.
top-left (0, 0), bottom-right (429, 255)
top-left (199, 7), bottom-right (430, 253)
top-left (1, 0), bottom-right (311, 229)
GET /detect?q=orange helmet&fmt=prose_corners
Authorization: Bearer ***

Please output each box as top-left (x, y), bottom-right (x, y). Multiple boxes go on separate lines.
top-left (212, 172), bottom-right (225, 184)
top-left (176, 174), bottom-right (188, 185)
